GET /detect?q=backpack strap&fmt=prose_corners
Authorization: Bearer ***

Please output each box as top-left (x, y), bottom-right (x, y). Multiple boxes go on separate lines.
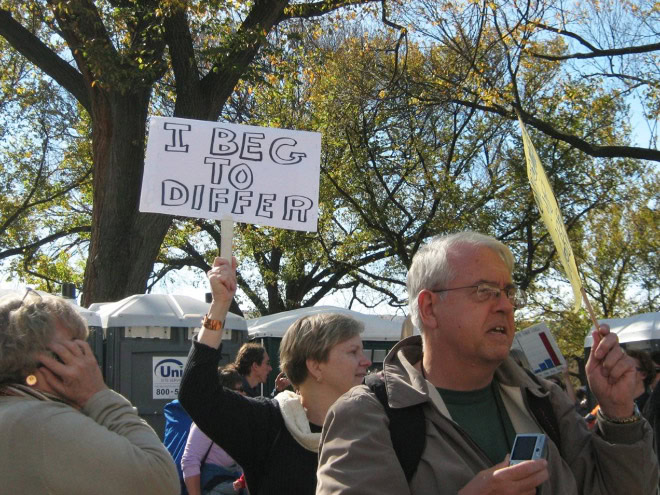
top-left (201, 441), bottom-right (214, 465)
top-left (521, 369), bottom-right (562, 450)
top-left (364, 373), bottom-right (426, 483)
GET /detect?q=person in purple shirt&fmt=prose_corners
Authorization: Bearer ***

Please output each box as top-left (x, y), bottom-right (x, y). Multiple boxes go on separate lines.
top-left (182, 365), bottom-right (245, 495)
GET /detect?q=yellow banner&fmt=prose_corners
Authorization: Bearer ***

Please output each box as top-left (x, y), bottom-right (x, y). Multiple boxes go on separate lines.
top-left (519, 117), bottom-right (582, 312)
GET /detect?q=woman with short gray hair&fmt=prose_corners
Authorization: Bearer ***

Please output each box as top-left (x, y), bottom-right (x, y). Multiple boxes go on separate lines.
top-left (179, 257), bottom-right (372, 494)
top-left (0, 290), bottom-right (179, 495)
top-left (279, 312), bottom-right (365, 389)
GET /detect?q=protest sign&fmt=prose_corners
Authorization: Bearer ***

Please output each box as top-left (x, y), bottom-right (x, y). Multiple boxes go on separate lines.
top-left (519, 117), bottom-right (583, 312)
top-left (139, 116), bottom-right (322, 232)
top-left (512, 322), bottom-right (566, 378)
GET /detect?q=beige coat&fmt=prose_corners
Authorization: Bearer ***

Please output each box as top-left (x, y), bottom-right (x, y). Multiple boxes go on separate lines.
top-left (317, 336), bottom-right (658, 495)
top-left (0, 388), bottom-right (179, 495)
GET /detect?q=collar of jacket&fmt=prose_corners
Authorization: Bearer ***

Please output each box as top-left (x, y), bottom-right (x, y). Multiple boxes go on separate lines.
top-left (381, 335), bottom-right (550, 408)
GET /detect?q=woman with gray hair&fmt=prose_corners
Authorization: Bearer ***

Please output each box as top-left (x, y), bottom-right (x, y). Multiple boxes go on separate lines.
top-left (0, 290), bottom-right (179, 495)
top-left (179, 257), bottom-right (372, 495)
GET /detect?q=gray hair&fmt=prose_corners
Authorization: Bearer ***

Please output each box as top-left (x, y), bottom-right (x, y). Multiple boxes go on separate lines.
top-left (0, 291), bottom-right (88, 385)
top-left (407, 231), bottom-right (514, 331)
top-left (279, 313), bottom-right (364, 388)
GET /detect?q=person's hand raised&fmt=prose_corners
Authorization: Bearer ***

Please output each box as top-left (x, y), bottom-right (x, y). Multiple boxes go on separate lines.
top-left (275, 371), bottom-right (291, 392)
top-left (207, 256), bottom-right (237, 318)
top-left (586, 323), bottom-right (636, 418)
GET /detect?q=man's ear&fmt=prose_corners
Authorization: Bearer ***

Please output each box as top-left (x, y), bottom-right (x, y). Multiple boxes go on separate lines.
top-left (418, 289), bottom-right (438, 330)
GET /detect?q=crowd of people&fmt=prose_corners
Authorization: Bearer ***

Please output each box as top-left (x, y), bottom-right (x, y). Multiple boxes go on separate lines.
top-left (1, 230), bottom-right (658, 494)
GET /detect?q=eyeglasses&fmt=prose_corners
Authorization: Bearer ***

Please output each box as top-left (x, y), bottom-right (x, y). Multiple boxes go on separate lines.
top-left (21, 287), bottom-right (42, 304)
top-left (17, 288), bottom-right (44, 313)
top-left (431, 283), bottom-right (527, 309)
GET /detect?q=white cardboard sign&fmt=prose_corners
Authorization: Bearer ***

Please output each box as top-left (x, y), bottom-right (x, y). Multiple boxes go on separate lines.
top-left (152, 356), bottom-right (188, 400)
top-left (512, 322), bottom-right (566, 378)
top-left (140, 116), bottom-right (321, 232)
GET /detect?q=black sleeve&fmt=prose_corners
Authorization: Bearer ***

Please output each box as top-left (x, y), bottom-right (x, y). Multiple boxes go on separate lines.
top-left (178, 340), bottom-right (282, 473)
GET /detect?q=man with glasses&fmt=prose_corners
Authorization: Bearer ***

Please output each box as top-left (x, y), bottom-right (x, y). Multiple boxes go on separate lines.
top-left (317, 231), bottom-right (657, 495)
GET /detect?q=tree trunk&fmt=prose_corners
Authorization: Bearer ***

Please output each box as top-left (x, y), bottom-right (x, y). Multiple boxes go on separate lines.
top-left (81, 89), bottom-right (173, 306)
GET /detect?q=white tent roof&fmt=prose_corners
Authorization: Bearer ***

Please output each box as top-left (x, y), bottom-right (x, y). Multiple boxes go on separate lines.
top-left (72, 305), bottom-right (103, 327)
top-left (583, 312), bottom-right (660, 348)
top-left (94, 293), bottom-right (246, 331)
top-left (0, 288), bottom-right (102, 327)
top-left (0, 288), bottom-right (20, 298)
top-left (248, 305), bottom-right (402, 341)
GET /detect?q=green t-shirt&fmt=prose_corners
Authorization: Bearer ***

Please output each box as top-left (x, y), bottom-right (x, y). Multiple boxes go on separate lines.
top-left (437, 382), bottom-right (516, 464)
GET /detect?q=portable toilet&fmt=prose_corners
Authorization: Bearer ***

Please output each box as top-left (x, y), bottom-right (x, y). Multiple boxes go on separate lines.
top-left (97, 293), bottom-right (247, 438)
top-left (583, 312), bottom-right (660, 352)
top-left (72, 303), bottom-right (104, 374)
top-left (247, 305), bottom-right (402, 395)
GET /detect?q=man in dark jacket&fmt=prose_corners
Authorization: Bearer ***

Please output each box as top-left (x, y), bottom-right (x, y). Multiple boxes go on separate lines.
top-left (234, 342), bottom-right (272, 397)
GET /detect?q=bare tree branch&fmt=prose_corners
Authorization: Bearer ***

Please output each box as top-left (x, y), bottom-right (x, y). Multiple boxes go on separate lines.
top-left (0, 9), bottom-right (90, 111)
top-left (529, 22), bottom-right (660, 61)
top-left (279, 0), bottom-right (380, 20)
top-left (443, 97), bottom-right (660, 162)
top-left (0, 226), bottom-right (91, 261)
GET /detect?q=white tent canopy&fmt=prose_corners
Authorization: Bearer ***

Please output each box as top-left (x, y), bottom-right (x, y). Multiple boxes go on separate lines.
top-left (248, 305), bottom-right (402, 341)
top-left (583, 312), bottom-right (660, 348)
top-left (0, 288), bottom-right (102, 327)
top-left (92, 293), bottom-right (246, 331)
top-left (71, 305), bottom-right (103, 328)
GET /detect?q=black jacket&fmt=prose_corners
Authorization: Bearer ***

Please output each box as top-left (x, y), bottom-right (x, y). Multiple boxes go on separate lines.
top-left (179, 341), bottom-right (318, 495)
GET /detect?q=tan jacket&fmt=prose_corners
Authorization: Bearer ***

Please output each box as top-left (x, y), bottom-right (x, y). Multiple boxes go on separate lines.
top-left (0, 388), bottom-right (180, 495)
top-left (317, 336), bottom-right (658, 495)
